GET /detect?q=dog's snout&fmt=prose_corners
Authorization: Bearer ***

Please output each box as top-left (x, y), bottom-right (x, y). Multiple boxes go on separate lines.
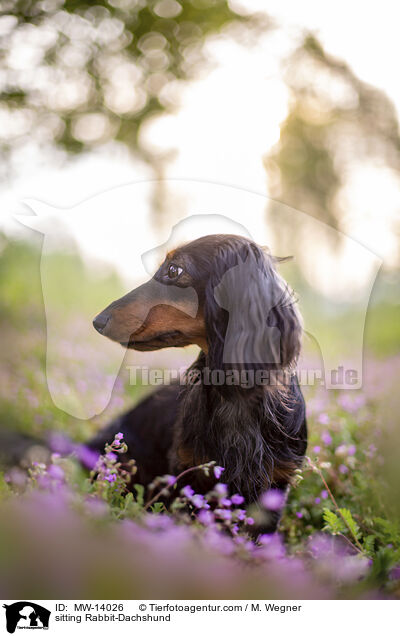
top-left (93, 311), bottom-right (110, 334)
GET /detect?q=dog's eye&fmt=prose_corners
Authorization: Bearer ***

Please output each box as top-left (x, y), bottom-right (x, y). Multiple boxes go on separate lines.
top-left (167, 263), bottom-right (183, 279)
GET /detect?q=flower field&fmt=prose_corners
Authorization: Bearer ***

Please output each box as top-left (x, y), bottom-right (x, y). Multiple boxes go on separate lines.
top-left (1, 236), bottom-right (400, 599)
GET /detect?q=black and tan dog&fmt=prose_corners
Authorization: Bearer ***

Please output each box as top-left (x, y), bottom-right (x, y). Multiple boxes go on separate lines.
top-left (89, 234), bottom-right (307, 532)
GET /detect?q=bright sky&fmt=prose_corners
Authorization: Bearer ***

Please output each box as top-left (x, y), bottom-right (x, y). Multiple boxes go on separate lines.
top-left (2, 0), bottom-right (399, 297)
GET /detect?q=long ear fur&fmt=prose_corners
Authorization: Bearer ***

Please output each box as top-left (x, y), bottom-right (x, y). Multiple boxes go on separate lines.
top-left (204, 240), bottom-right (302, 378)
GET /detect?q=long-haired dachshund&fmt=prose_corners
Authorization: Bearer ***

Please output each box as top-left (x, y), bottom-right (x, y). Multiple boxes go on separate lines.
top-left (90, 234), bottom-right (307, 533)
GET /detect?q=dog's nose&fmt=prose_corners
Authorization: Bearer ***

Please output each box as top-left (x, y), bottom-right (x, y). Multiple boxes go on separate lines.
top-left (93, 311), bottom-right (110, 334)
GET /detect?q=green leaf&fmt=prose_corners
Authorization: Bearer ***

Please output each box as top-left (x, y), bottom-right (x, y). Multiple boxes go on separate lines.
top-left (339, 508), bottom-right (362, 540)
top-left (134, 484), bottom-right (145, 507)
top-left (322, 508), bottom-right (345, 534)
top-left (151, 503), bottom-right (166, 513)
top-left (362, 534), bottom-right (376, 557)
top-left (374, 517), bottom-right (400, 544)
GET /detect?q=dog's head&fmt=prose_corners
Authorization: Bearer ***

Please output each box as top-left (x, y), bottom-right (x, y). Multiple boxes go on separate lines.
top-left (93, 234), bottom-right (302, 372)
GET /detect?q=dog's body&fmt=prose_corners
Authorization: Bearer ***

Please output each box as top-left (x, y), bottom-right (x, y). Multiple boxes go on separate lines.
top-left (90, 234), bottom-right (307, 533)
top-left (88, 384), bottom-right (179, 486)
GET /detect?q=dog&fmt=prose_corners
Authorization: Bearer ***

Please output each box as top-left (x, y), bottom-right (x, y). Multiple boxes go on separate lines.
top-left (89, 234), bottom-right (307, 533)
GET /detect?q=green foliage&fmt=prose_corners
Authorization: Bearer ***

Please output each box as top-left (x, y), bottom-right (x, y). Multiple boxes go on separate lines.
top-left (322, 504), bottom-right (372, 562)
top-left (323, 508), bottom-right (345, 535)
top-left (0, 233), bottom-right (143, 439)
top-left (267, 105), bottom-right (341, 229)
top-left (0, 235), bottom-right (43, 323)
top-left (266, 35), bottom-right (400, 258)
top-left (151, 501), bottom-right (166, 513)
top-left (339, 508), bottom-right (361, 541)
top-left (364, 300), bottom-right (400, 356)
top-left (281, 373), bottom-right (400, 594)
top-left (133, 483), bottom-right (145, 507)
top-left (0, 0), bottom-right (256, 164)
top-left (374, 517), bottom-right (400, 547)
top-left (362, 534), bottom-right (376, 558)
top-left (0, 472), bottom-right (11, 501)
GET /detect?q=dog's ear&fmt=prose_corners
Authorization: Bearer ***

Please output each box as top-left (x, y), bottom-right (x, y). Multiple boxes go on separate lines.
top-left (204, 244), bottom-right (302, 376)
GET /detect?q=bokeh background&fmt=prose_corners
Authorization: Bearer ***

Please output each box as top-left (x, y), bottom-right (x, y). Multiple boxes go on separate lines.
top-left (0, 0), bottom-right (400, 599)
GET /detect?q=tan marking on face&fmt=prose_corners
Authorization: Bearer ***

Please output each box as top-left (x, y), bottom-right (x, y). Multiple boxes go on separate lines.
top-left (165, 250), bottom-right (176, 261)
top-left (101, 295), bottom-right (208, 352)
top-left (136, 303), bottom-right (208, 350)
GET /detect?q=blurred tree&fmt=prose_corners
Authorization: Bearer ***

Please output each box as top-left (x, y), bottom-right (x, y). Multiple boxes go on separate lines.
top-left (0, 0), bottom-right (260, 172)
top-left (265, 35), bottom-right (400, 259)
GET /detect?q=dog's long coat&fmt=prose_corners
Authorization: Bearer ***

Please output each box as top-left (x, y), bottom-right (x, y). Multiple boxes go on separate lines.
top-left (90, 234), bottom-right (307, 532)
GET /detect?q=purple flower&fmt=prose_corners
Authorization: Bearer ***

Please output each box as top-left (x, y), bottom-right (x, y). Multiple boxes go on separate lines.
top-left (321, 431), bottom-right (332, 446)
top-left (181, 485), bottom-right (194, 498)
top-left (5, 468), bottom-right (27, 487)
top-left (318, 413), bottom-right (329, 425)
top-left (197, 510), bottom-right (214, 526)
top-left (246, 517), bottom-right (255, 526)
top-left (321, 490), bottom-right (328, 500)
top-left (220, 498), bottom-right (232, 508)
top-left (231, 494), bottom-right (245, 505)
top-left (105, 452), bottom-right (117, 462)
top-left (338, 394), bottom-right (366, 413)
top-left (258, 533), bottom-right (286, 559)
top-left (48, 432), bottom-right (75, 455)
top-left (214, 466), bottom-right (225, 479)
top-left (339, 464), bottom-right (349, 474)
top-left (234, 509), bottom-right (247, 521)
top-left (314, 497), bottom-right (321, 504)
top-left (76, 445), bottom-right (100, 470)
top-left (191, 494), bottom-right (207, 509)
top-left (47, 464), bottom-right (64, 481)
top-left (164, 475), bottom-right (176, 486)
top-left (313, 445), bottom-right (321, 453)
top-left (113, 433), bottom-right (124, 448)
top-left (203, 528), bottom-right (235, 555)
top-left (105, 473), bottom-right (117, 483)
top-left (309, 533), bottom-right (337, 558)
top-left (37, 475), bottom-right (52, 489)
top-left (348, 444), bottom-right (356, 456)
top-left (261, 489), bottom-right (285, 511)
top-left (215, 509), bottom-right (232, 521)
top-left (296, 512), bottom-right (303, 519)
top-left (84, 497), bottom-right (108, 517)
top-left (215, 483), bottom-right (228, 497)
top-left (145, 514), bottom-right (173, 530)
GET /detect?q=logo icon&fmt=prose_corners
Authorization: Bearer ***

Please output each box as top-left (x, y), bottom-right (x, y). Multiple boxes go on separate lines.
top-left (3, 602), bottom-right (51, 634)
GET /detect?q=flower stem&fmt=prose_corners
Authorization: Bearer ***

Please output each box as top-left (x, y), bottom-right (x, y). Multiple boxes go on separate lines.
top-left (306, 456), bottom-right (366, 555)
top-left (144, 463), bottom-right (213, 511)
